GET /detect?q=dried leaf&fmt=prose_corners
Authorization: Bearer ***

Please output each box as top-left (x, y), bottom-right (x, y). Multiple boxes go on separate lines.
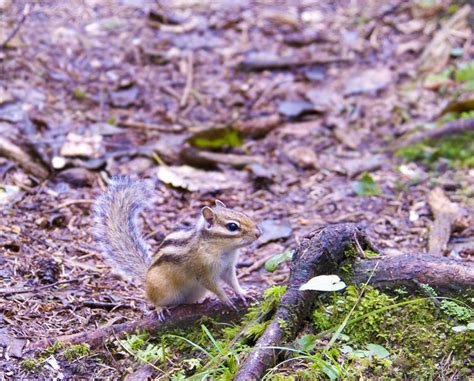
top-left (157, 165), bottom-right (244, 192)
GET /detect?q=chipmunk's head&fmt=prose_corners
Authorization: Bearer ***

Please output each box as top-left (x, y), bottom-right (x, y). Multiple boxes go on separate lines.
top-left (199, 200), bottom-right (261, 250)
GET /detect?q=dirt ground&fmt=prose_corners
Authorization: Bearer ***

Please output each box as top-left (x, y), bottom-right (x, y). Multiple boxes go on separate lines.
top-left (1, 0), bottom-right (473, 378)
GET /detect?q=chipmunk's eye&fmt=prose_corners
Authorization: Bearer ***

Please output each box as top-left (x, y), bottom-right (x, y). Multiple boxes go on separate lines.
top-left (226, 222), bottom-right (240, 232)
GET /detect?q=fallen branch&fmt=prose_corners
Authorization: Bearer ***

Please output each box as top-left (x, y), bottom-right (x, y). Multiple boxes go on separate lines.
top-left (427, 187), bottom-right (465, 256)
top-left (352, 253), bottom-right (474, 294)
top-left (235, 223), bottom-right (374, 381)
top-left (117, 120), bottom-right (184, 133)
top-left (0, 136), bottom-right (50, 180)
top-left (239, 55), bottom-right (350, 71)
top-left (29, 295), bottom-right (252, 351)
top-left (390, 117), bottom-right (474, 151)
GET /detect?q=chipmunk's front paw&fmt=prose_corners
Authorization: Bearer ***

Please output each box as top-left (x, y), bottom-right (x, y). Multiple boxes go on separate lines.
top-left (149, 307), bottom-right (169, 322)
top-left (236, 288), bottom-right (256, 306)
top-left (223, 298), bottom-right (239, 311)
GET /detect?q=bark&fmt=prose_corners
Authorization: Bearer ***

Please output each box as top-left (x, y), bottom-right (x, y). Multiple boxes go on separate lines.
top-left (352, 253), bottom-right (474, 294)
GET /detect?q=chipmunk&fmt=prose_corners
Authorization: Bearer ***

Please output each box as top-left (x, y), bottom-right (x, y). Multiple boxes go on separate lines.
top-left (94, 177), bottom-right (261, 319)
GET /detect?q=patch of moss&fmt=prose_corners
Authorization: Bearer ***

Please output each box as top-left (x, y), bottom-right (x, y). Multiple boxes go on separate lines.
top-left (63, 343), bottom-right (90, 361)
top-left (311, 285), bottom-right (474, 378)
top-left (397, 130), bottom-right (474, 168)
top-left (21, 359), bottom-right (43, 373)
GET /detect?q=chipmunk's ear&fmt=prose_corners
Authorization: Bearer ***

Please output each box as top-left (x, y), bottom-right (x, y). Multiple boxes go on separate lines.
top-left (215, 199), bottom-right (226, 209)
top-left (201, 206), bottom-right (215, 226)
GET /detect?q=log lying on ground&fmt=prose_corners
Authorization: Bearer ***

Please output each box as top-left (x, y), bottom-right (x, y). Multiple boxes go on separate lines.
top-left (352, 253), bottom-right (474, 294)
top-left (235, 223), bottom-right (374, 381)
top-left (235, 224), bottom-right (474, 380)
top-left (29, 297), bottom-right (251, 351)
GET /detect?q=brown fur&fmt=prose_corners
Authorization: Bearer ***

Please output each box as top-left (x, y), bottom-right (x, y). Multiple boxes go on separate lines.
top-left (145, 202), bottom-right (261, 309)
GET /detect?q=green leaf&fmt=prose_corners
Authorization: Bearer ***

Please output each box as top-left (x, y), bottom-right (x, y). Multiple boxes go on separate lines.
top-left (188, 127), bottom-right (243, 149)
top-left (366, 343), bottom-right (390, 359)
top-left (467, 322), bottom-right (474, 330)
top-left (137, 344), bottom-right (165, 363)
top-left (455, 62), bottom-right (474, 82)
top-left (264, 250), bottom-right (294, 272)
top-left (352, 172), bottom-right (381, 196)
top-left (340, 345), bottom-right (353, 354)
top-left (463, 80), bottom-right (474, 90)
top-left (295, 334), bottom-right (317, 352)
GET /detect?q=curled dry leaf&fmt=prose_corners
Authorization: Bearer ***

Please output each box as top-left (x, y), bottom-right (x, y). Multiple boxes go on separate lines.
top-left (157, 165), bottom-right (245, 192)
top-left (60, 133), bottom-right (103, 158)
top-left (233, 114), bottom-right (281, 138)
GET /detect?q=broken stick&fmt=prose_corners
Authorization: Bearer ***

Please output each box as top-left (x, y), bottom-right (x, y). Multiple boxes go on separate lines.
top-left (390, 117), bottom-right (474, 151)
top-left (427, 187), bottom-right (464, 256)
top-left (0, 136), bottom-right (50, 180)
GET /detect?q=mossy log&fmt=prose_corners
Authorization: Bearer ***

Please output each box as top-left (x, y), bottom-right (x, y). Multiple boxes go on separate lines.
top-left (235, 223), bottom-right (374, 381)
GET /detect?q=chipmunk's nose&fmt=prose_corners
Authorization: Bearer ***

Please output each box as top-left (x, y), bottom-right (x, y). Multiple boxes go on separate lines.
top-left (254, 226), bottom-right (262, 238)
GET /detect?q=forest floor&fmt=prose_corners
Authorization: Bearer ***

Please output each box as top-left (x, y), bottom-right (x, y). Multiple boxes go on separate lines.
top-left (1, 0), bottom-right (473, 379)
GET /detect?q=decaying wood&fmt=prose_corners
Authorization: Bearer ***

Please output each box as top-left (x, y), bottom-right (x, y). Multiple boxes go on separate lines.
top-left (352, 253), bottom-right (474, 294)
top-left (239, 55), bottom-right (350, 71)
top-left (29, 295), bottom-right (251, 351)
top-left (0, 136), bottom-right (50, 180)
top-left (235, 223), bottom-right (374, 381)
top-left (390, 117), bottom-right (474, 151)
top-left (427, 187), bottom-right (464, 256)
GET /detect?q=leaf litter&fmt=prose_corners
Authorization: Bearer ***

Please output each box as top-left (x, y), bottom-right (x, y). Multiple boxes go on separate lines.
top-left (0, 0), bottom-right (473, 379)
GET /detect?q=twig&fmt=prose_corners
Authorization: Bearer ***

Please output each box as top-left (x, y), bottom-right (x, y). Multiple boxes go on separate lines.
top-left (239, 55), bottom-right (350, 71)
top-left (82, 301), bottom-right (130, 311)
top-left (390, 117), bottom-right (474, 151)
top-left (180, 50), bottom-right (194, 108)
top-left (0, 136), bottom-right (50, 180)
top-left (0, 278), bottom-right (83, 297)
top-left (117, 120), bottom-right (184, 133)
top-left (427, 188), bottom-right (463, 256)
top-left (1, 4), bottom-right (31, 49)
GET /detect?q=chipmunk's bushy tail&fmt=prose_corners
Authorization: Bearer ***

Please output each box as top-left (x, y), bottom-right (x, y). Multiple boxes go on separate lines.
top-left (94, 177), bottom-right (153, 281)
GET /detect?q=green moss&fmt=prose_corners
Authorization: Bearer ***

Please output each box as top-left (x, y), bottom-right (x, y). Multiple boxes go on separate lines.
top-left (63, 343), bottom-right (90, 361)
top-left (343, 245), bottom-right (358, 258)
top-left (397, 130), bottom-right (474, 169)
top-left (21, 359), bottom-right (43, 373)
top-left (440, 300), bottom-right (473, 322)
top-left (42, 340), bottom-right (62, 356)
top-left (310, 285), bottom-right (474, 378)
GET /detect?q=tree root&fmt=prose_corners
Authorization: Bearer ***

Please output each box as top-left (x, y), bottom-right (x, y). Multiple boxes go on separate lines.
top-left (235, 223), bottom-right (373, 381)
